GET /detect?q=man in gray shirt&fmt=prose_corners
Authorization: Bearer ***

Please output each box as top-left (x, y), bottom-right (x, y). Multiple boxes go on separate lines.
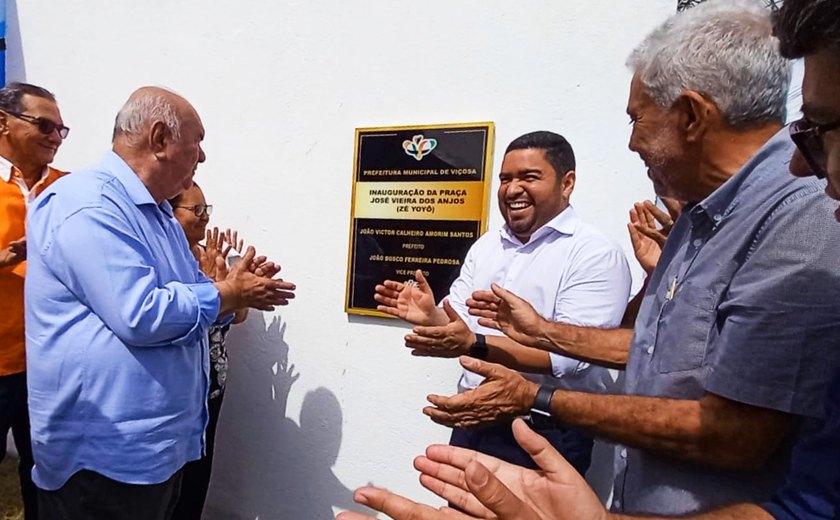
top-left (417, 1), bottom-right (840, 516)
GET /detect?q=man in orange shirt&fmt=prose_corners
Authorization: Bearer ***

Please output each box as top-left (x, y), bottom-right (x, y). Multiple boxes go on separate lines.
top-left (0, 82), bottom-right (68, 520)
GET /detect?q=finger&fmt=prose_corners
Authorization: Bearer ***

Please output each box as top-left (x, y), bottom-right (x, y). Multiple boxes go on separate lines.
top-left (418, 473), bottom-right (491, 518)
top-left (458, 356), bottom-right (499, 379)
top-left (627, 223), bottom-right (643, 251)
top-left (405, 334), bottom-right (443, 346)
top-left (465, 298), bottom-right (497, 313)
top-left (467, 308), bottom-right (497, 320)
top-left (238, 246), bottom-right (257, 270)
top-left (352, 486), bottom-right (465, 520)
top-left (415, 455), bottom-right (469, 490)
top-left (376, 305), bottom-right (403, 317)
top-left (635, 224), bottom-right (667, 246)
top-left (374, 294), bottom-right (399, 308)
top-left (423, 406), bottom-right (467, 428)
top-left (628, 207), bottom-right (641, 226)
top-left (643, 200), bottom-right (671, 225)
top-left (415, 269), bottom-right (428, 287)
top-left (510, 418), bottom-right (579, 479)
top-left (411, 326), bottom-right (444, 339)
top-left (464, 461), bottom-right (537, 520)
top-left (476, 318), bottom-right (501, 330)
top-left (488, 283), bottom-right (518, 306)
top-left (442, 299), bottom-right (462, 323)
top-left (470, 290), bottom-right (499, 303)
top-left (382, 280), bottom-right (406, 292)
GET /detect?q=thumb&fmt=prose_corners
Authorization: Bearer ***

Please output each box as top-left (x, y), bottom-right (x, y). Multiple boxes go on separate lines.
top-left (442, 299), bottom-right (461, 323)
top-left (464, 461), bottom-right (536, 520)
top-left (459, 356), bottom-right (497, 378)
top-left (415, 269), bottom-right (429, 287)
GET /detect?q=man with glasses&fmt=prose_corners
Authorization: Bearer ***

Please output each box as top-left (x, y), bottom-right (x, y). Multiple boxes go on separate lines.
top-left (340, 1), bottom-right (840, 517)
top-left (0, 82), bottom-right (68, 520)
top-left (338, 4), bottom-right (840, 517)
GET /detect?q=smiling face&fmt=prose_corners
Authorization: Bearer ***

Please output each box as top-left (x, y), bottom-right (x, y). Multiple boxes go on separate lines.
top-left (3, 94), bottom-right (64, 169)
top-left (626, 75), bottom-right (697, 202)
top-left (172, 183), bottom-right (209, 247)
top-left (497, 147), bottom-right (573, 243)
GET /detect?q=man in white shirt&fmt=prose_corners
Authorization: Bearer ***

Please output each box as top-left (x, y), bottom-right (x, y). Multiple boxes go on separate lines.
top-left (375, 131), bottom-right (630, 473)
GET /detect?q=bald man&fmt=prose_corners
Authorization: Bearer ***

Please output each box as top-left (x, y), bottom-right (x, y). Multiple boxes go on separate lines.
top-left (25, 87), bottom-right (296, 520)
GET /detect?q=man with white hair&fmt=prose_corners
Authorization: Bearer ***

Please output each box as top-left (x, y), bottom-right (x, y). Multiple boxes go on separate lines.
top-left (25, 86), bottom-right (296, 520)
top-left (415, 1), bottom-right (840, 516)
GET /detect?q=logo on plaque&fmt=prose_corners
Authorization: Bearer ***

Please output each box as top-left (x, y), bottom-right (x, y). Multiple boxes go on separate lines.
top-left (402, 134), bottom-right (437, 161)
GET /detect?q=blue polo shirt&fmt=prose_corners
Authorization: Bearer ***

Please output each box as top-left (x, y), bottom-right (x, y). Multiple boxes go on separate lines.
top-left (25, 151), bottom-right (221, 490)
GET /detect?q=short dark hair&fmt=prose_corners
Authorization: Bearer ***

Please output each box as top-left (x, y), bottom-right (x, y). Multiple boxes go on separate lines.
top-left (0, 82), bottom-right (56, 113)
top-left (772, 0), bottom-right (840, 59)
top-left (505, 131), bottom-right (576, 177)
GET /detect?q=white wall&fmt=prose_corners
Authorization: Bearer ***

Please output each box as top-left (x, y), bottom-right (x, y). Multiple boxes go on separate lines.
top-left (11, 1), bottom-right (675, 518)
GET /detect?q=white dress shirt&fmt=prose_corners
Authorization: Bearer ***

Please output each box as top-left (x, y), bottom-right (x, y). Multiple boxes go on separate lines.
top-left (446, 205), bottom-right (631, 394)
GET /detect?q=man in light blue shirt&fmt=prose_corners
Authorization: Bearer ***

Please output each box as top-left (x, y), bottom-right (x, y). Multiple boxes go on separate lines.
top-left (25, 86), bottom-right (295, 520)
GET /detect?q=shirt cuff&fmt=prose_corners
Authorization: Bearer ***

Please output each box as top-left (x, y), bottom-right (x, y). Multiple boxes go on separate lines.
top-left (550, 353), bottom-right (589, 378)
top-left (185, 282), bottom-right (221, 330)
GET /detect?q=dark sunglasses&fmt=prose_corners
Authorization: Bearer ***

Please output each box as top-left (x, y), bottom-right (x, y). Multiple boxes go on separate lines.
top-left (174, 204), bottom-right (213, 218)
top-left (789, 117), bottom-right (840, 179)
top-left (5, 111), bottom-right (70, 139)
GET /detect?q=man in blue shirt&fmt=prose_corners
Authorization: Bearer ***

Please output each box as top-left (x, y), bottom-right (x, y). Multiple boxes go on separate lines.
top-left (25, 86), bottom-right (296, 520)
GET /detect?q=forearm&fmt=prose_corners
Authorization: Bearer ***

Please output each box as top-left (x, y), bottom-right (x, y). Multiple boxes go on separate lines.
top-left (548, 391), bottom-right (790, 470)
top-left (532, 322), bottom-right (632, 369)
top-left (485, 336), bottom-right (552, 375)
top-left (612, 503), bottom-right (772, 519)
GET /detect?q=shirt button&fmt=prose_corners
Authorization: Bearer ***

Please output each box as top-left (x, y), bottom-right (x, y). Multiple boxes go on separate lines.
top-left (620, 448), bottom-right (627, 459)
top-left (646, 345), bottom-right (654, 355)
top-left (613, 500), bottom-right (622, 509)
top-left (713, 214), bottom-right (722, 222)
top-left (693, 238), bottom-right (703, 247)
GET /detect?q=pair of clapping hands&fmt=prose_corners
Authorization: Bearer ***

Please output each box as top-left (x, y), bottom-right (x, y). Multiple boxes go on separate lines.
top-left (336, 418), bottom-right (611, 520)
top-left (199, 227), bottom-right (296, 313)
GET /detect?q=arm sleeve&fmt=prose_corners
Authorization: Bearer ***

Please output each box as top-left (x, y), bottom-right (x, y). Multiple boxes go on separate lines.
top-left (705, 192), bottom-right (840, 417)
top-left (42, 204), bottom-right (219, 348)
top-left (761, 370), bottom-right (840, 519)
top-left (550, 242), bottom-right (632, 377)
top-left (444, 238), bottom-right (478, 321)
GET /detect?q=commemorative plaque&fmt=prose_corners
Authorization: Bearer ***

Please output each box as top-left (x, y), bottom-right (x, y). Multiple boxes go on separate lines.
top-left (345, 122), bottom-right (495, 316)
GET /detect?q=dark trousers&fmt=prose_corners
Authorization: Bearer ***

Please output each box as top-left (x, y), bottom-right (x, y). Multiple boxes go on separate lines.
top-left (171, 393), bottom-right (223, 519)
top-left (37, 468), bottom-right (184, 520)
top-left (450, 421), bottom-right (593, 475)
top-left (0, 372), bottom-right (37, 520)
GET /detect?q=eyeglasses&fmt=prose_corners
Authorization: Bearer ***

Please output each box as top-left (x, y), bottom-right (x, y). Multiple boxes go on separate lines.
top-left (174, 204), bottom-right (213, 217)
top-left (4, 111), bottom-right (70, 139)
top-left (789, 117), bottom-right (840, 179)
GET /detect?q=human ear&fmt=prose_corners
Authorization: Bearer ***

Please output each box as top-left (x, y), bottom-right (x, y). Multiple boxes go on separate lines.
top-left (149, 121), bottom-right (168, 160)
top-left (676, 90), bottom-right (719, 143)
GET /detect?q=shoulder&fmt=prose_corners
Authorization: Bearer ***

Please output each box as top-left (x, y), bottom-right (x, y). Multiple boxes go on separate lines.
top-left (566, 220), bottom-right (628, 264)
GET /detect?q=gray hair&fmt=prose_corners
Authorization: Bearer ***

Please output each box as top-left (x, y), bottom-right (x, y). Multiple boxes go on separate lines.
top-left (113, 88), bottom-right (181, 144)
top-left (627, 0), bottom-right (790, 128)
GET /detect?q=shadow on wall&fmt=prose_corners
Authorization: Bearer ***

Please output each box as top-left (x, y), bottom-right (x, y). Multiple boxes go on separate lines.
top-left (5, 0), bottom-right (26, 82)
top-left (204, 315), bottom-right (366, 520)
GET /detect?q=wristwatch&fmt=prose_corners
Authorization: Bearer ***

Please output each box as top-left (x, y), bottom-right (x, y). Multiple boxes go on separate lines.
top-left (468, 333), bottom-right (488, 359)
top-left (528, 384), bottom-right (557, 430)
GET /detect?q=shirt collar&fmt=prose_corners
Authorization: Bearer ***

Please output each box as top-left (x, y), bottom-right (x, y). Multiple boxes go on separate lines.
top-left (500, 204), bottom-right (578, 245)
top-left (692, 127), bottom-right (791, 226)
top-left (0, 154), bottom-right (50, 183)
top-left (100, 150), bottom-right (174, 216)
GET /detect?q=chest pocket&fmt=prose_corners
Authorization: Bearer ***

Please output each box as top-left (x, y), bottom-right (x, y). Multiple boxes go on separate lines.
top-left (652, 279), bottom-right (718, 374)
